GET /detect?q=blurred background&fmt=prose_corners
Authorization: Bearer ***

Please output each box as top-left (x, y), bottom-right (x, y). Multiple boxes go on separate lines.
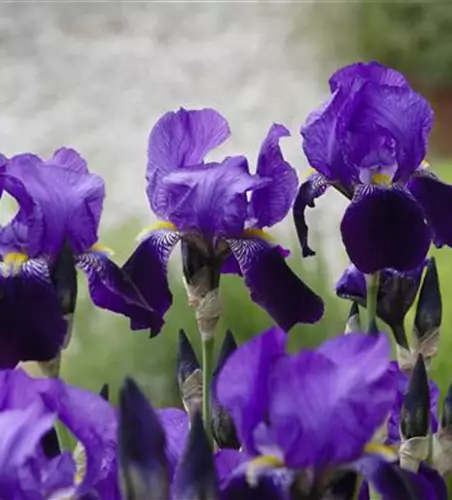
top-left (1, 2), bottom-right (452, 409)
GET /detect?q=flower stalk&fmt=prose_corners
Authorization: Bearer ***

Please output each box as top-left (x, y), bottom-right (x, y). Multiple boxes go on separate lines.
top-left (366, 272), bottom-right (380, 331)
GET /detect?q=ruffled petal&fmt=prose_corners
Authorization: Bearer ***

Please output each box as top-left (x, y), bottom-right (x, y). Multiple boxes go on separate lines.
top-left (77, 250), bottom-right (163, 335)
top-left (250, 124), bottom-right (298, 228)
top-left (292, 173), bottom-right (329, 257)
top-left (0, 369), bottom-right (116, 496)
top-left (162, 157), bottom-right (266, 237)
top-left (301, 89), bottom-right (357, 186)
top-left (353, 83), bottom-right (433, 181)
top-left (268, 333), bottom-right (394, 469)
top-left (329, 61), bottom-right (409, 92)
top-left (340, 186), bottom-right (430, 273)
top-left (408, 169), bottom-right (452, 247)
top-left (122, 228), bottom-right (179, 325)
top-left (216, 327), bottom-right (286, 455)
top-left (228, 237), bottom-right (324, 329)
top-left (2, 150), bottom-right (105, 257)
top-left (0, 258), bottom-right (67, 367)
top-left (146, 107), bottom-right (230, 217)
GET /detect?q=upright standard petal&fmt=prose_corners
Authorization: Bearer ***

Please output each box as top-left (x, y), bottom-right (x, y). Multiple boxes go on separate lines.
top-left (146, 108), bottom-right (230, 217)
top-left (0, 258), bottom-right (67, 367)
top-left (250, 124), bottom-right (298, 228)
top-left (122, 227), bottom-right (179, 324)
top-left (408, 169), bottom-right (452, 248)
top-left (228, 236), bottom-right (324, 329)
top-left (340, 186), bottom-right (430, 273)
top-left (161, 157), bottom-right (265, 238)
top-left (292, 173), bottom-right (329, 257)
top-left (77, 249), bottom-right (164, 335)
top-left (301, 88), bottom-right (357, 186)
top-left (216, 327), bottom-right (286, 455)
top-left (269, 333), bottom-right (394, 469)
top-left (1, 149), bottom-right (105, 257)
top-left (353, 83), bottom-right (433, 181)
top-left (329, 61), bottom-right (409, 92)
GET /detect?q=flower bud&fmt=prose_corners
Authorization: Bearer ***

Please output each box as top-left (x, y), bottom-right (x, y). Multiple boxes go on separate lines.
top-left (211, 330), bottom-right (240, 449)
top-left (400, 355), bottom-right (430, 440)
top-left (173, 411), bottom-right (219, 500)
top-left (345, 302), bottom-right (361, 333)
top-left (118, 377), bottom-right (170, 500)
top-left (176, 329), bottom-right (202, 418)
top-left (413, 258), bottom-right (441, 361)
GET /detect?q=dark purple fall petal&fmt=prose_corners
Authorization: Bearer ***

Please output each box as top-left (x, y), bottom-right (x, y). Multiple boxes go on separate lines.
top-left (122, 228), bottom-right (179, 324)
top-left (250, 123), bottom-right (298, 228)
top-left (77, 250), bottom-right (164, 335)
top-left (228, 237), bottom-right (324, 329)
top-left (0, 149), bottom-right (105, 257)
top-left (146, 108), bottom-right (230, 218)
top-left (216, 327), bottom-right (286, 455)
top-left (408, 170), bottom-right (452, 247)
top-left (0, 258), bottom-right (67, 367)
top-left (269, 333), bottom-right (394, 469)
top-left (340, 186), bottom-right (430, 273)
top-left (292, 172), bottom-right (329, 257)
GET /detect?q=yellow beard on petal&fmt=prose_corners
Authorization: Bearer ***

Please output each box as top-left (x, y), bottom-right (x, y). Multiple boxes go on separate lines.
top-left (89, 243), bottom-right (115, 256)
top-left (245, 455), bottom-right (285, 487)
top-left (364, 442), bottom-right (398, 462)
top-left (242, 228), bottom-right (275, 243)
top-left (136, 221), bottom-right (178, 241)
top-left (3, 252), bottom-right (28, 276)
top-left (370, 172), bottom-right (392, 186)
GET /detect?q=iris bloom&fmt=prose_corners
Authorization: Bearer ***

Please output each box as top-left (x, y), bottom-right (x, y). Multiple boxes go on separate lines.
top-left (123, 108), bottom-right (323, 333)
top-left (335, 262), bottom-right (425, 347)
top-left (0, 368), bottom-right (118, 498)
top-left (0, 148), bottom-right (161, 367)
top-left (215, 327), bottom-right (436, 498)
top-left (293, 61), bottom-right (452, 273)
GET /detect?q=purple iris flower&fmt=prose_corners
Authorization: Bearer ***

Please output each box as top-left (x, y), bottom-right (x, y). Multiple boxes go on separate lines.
top-left (122, 108), bottom-right (324, 333)
top-left (335, 262), bottom-right (425, 347)
top-left (0, 368), bottom-right (118, 498)
top-left (293, 61), bottom-right (450, 273)
top-left (215, 326), bottom-right (411, 498)
top-left (0, 148), bottom-right (161, 367)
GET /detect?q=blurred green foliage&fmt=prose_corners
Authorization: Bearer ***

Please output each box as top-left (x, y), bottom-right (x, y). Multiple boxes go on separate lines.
top-left (353, 3), bottom-right (452, 89)
top-left (59, 161), bottom-right (452, 420)
top-left (61, 223), bottom-right (347, 409)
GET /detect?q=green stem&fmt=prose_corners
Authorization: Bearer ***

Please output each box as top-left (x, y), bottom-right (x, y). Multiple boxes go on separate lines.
top-left (201, 336), bottom-right (215, 444)
top-left (366, 272), bottom-right (380, 331)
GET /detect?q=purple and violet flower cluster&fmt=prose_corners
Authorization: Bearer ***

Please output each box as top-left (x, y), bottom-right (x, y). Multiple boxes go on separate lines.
top-left (0, 61), bottom-right (451, 499)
